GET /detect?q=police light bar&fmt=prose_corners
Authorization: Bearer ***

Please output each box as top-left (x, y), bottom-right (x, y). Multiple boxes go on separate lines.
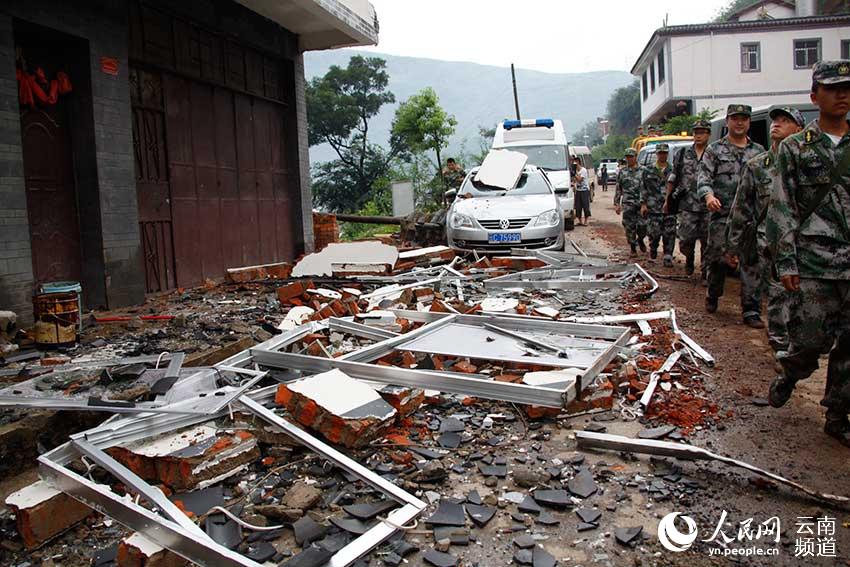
top-left (503, 118), bottom-right (555, 130)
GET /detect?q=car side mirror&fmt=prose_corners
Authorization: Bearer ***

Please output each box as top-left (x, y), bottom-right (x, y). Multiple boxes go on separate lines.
top-left (444, 189), bottom-right (457, 202)
top-left (554, 187), bottom-right (569, 194)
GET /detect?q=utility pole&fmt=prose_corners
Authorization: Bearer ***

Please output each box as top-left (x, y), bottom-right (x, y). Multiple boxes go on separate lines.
top-left (511, 63), bottom-right (521, 120)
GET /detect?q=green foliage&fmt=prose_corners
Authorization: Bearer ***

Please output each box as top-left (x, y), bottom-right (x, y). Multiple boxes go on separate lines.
top-left (306, 56), bottom-right (406, 212)
top-left (714, 0), bottom-right (760, 21)
top-left (590, 135), bottom-right (631, 167)
top-left (660, 108), bottom-right (720, 135)
top-left (339, 193), bottom-right (397, 241)
top-left (571, 120), bottom-right (603, 147)
top-left (606, 80), bottom-right (641, 137)
top-left (392, 88), bottom-right (457, 201)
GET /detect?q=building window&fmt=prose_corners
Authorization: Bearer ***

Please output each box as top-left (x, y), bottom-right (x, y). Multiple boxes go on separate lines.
top-left (657, 48), bottom-right (665, 84)
top-left (794, 38), bottom-right (821, 69)
top-left (842, 39), bottom-right (850, 60)
top-left (650, 61), bottom-right (656, 92)
top-left (741, 42), bottom-right (761, 72)
top-left (642, 71), bottom-right (648, 100)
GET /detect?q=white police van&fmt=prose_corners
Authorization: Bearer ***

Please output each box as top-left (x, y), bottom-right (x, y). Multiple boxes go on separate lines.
top-left (492, 118), bottom-right (575, 230)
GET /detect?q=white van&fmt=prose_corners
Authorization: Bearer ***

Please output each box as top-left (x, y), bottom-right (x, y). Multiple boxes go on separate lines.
top-left (492, 118), bottom-right (575, 230)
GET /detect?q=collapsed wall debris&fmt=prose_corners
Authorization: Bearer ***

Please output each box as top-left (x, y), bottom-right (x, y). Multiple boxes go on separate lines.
top-left (5, 240), bottom-right (813, 567)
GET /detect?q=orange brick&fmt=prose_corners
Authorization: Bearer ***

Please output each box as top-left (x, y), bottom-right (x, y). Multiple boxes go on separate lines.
top-left (6, 481), bottom-right (93, 549)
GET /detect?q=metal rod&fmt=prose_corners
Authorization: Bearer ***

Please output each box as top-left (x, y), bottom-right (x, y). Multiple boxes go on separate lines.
top-left (511, 63), bottom-right (521, 120)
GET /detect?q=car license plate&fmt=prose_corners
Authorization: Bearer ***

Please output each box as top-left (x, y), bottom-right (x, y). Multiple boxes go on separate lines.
top-left (488, 232), bottom-right (521, 244)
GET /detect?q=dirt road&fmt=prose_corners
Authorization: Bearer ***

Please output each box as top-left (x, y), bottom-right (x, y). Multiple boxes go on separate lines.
top-left (565, 188), bottom-right (850, 566)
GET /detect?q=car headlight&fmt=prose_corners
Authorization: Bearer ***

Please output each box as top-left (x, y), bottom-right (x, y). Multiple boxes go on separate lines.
top-left (449, 212), bottom-right (475, 229)
top-left (533, 209), bottom-right (561, 227)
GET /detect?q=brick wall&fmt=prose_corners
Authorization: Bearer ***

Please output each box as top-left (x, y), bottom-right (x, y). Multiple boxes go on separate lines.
top-left (313, 212), bottom-right (339, 251)
top-left (0, 15), bottom-right (34, 322)
top-left (0, 0), bottom-right (145, 322)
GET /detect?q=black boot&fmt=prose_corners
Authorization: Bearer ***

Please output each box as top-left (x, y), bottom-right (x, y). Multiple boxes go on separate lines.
top-left (705, 295), bottom-right (718, 313)
top-left (768, 374), bottom-right (795, 407)
top-left (638, 239), bottom-right (646, 252)
top-left (824, 411), bottom-right (850, 448)
top-left (629, 244), bottom-right (637, 258)
top-left (685, 255), bottom-right (695, 275)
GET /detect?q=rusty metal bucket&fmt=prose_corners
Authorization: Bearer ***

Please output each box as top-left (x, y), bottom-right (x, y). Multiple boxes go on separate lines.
top-left (33, 291), bottom-right (79, 347)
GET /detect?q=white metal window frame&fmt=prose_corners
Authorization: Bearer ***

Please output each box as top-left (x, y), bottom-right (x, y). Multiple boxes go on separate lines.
top-left (793, 37), bottom-right (821, 70)
top-left (741, 41), bottom-right (761, 73)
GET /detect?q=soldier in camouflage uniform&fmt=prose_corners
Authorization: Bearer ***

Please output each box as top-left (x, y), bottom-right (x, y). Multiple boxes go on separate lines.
top-left (640, 143), bottom-right (676, 264)
top-left (443, 158), bottom-right (466, 190)
top-left (766, 61), bottom-right (850, 447)
top-left (666, 120), bottom-right (710, 278)
top-left (697, 104), bottom-right (766, 325)
top-left (726, 107), bottom-right (804, 353)
top-left (614, 148), bottom-right (647, 256)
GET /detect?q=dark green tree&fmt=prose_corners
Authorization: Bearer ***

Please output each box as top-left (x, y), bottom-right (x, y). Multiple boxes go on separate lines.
top-left (660, 108), bottom-right (720, 135)
top-left (606, 80), bottom-right (641, 137)
top-left (714, 0), bottom-right (761, 21)
top-left (306, 55), bottom-right (406, 211)
top-left (391, 87), bottom-right (457, 198)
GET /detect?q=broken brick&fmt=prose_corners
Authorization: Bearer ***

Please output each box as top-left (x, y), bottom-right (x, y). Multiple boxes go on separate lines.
top-left (378, 385), bottom-right (425, 418)
top-left (277, 280), bottom-right (311, 303)
top-left (275, 369), bottom-right (397, 448)
top-left (107, 425), bottom-right (259, 490)
top-left (6, 480), bottom-right (94, 549)
top-left (226, 262), bottom-right (292, 283)
top-left (117, 533), bottom-right (189, 567)
top-left (453, 360), bottom-right (478, 374)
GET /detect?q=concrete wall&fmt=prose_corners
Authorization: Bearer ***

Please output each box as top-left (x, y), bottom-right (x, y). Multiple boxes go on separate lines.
top-left (293, 53), bottom-right (315, 254)
top-left (0, 0), bottom-right (145, 322)
top-left (640, 38), bottom-right (673, 124)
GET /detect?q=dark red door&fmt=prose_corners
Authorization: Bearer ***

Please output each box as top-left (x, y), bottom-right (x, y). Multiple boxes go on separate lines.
top-left (130, 67), bottom-right (177, 293)
top-left (21, 105), bottom-right (81, 284)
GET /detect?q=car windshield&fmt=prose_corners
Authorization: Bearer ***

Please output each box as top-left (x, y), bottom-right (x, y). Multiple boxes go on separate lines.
top-left (505, 145), bottom-right (567, 171)
top-left (462, 170), bottom-right (552, 197)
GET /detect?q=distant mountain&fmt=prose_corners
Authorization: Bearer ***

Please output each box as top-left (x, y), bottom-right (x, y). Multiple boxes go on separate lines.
top-left (304, 50), bottom-right (632, 165)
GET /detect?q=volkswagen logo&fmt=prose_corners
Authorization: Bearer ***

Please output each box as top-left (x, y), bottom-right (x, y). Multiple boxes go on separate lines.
top-left (499, 218), bottom-right (510, 230)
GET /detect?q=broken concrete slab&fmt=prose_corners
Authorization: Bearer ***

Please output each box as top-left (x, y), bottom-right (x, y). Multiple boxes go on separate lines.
top-left (5, 479), bottom-right (94, 549)
top-left (293, 242), bottom-right (399, 278)
top-left (282, 480), bottom-right (322, 511)
top-left (275, 369), bottom-right (397, 448)
top-left (107, 424), bottom-right (259, 490)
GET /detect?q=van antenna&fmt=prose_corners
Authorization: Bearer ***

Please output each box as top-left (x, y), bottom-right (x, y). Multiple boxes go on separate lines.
top-left (511, 63), bottom-right (521, 120)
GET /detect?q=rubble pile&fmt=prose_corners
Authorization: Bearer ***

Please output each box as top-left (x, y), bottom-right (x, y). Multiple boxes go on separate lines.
top-left (0, 241), bottom-right (736, 567)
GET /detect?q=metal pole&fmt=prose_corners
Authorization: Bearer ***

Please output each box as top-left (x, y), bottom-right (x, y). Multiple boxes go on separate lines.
top-left (511, 63), bottom-right (521, 120)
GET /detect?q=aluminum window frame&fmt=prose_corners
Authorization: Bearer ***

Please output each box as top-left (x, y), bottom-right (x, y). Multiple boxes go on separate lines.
top-left (842, 39), bottom-right (850, 60)
top-left (793, 37), bottom-right (821, 69)
top-left (38, 383), bottom-right (426, 567)
top-left (740, 41), bottom-right (761, 73)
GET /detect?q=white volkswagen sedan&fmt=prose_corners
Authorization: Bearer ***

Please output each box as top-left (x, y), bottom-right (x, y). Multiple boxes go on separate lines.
top-left (446, 165), bottom-right (565, 253)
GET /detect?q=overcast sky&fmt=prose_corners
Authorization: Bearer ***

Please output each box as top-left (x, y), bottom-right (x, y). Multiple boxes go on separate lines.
top-left (351, 0), bottom-right (732, 74)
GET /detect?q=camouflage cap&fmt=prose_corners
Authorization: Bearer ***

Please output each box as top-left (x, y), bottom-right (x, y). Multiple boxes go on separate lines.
top-left (692, 119), bottom-right (712, 131)
top-left (726, 104), bottom-right (752, 117)
top-left (812, 60), bottom-right (850, 85)
top-left (656, 143), bottom-right (670, 152)
top-left (769, 106), bottom-right (805, 128)
top-left (624, 148), bottom-right (637, 157)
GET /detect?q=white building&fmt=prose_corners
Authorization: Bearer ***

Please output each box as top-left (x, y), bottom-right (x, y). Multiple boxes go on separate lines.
top-left (631, 0), bottom-right (850, 126)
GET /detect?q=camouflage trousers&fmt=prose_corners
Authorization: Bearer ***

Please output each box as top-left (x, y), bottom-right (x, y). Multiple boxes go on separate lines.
top-left (777, 279), bottom-right (850, 413)
top-left (755, 241), bottom-right (791, 352)
top-left (705, 213), bottom-right (762, 316)
top-left (677, 210), bottom-right (708, 273)
top-left (645, 213), bottom-right (676, 257)
top-left (621, 207), bottom-right (646, 248)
